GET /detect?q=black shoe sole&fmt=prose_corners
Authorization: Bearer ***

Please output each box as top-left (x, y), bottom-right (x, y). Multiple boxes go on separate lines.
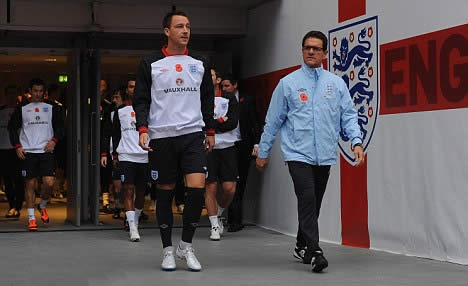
top-left (293, 252), bottom-right (303, 261)
top-left (312, 261), bottom-right (328, 273)
top-left (227, 225), bottom-right (244, 232)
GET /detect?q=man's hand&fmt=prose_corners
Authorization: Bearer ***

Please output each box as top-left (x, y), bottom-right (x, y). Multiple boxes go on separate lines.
top-left (139, 133), bottom-right (153, 151)
top-left (353, 145), bottom-right (365, 166)
top-left (44, 140), bottom-right (56, 153)
top-left (16, 147), bottom-right (26, 160)
top-left (256, 157), bottom-right (269, 171)
top-left (222, 116), bottom-right (228, 122)
top-left (251, 144), bottom-right (259, 157)
top-left (100, 156), bottom-right (107, 168)
top-left (205, 135), bottom-right (215, 153)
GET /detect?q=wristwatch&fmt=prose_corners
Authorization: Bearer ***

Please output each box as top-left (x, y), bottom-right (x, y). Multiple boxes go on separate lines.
top-left (353, 143), bottom-right (362, 149)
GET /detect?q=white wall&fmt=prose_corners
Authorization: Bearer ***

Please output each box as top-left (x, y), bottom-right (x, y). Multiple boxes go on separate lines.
top-left (241, 0), bottom-right (468, 264)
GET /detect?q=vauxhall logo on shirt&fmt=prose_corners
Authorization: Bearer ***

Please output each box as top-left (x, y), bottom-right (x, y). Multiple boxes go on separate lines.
top-left (28, 116), bottom-right (49, 125)
top-left (122, 123), bottom-right (137, 132)
top-left (27, 107), bottom-right (49, 125)
top-left (163, 78), bottom-right (198, 94)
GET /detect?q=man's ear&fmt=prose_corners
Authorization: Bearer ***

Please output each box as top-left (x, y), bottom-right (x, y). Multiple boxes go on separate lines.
top-left (164, 27), bottom-right (170, 37)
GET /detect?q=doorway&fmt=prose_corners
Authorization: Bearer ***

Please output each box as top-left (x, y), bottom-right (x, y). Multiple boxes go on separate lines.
top-left (0, 48), bottom-right (82, 231)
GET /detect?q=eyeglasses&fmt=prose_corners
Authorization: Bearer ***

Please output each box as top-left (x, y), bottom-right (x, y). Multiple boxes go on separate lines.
top-left (302, 45), bottom-right (325, 52)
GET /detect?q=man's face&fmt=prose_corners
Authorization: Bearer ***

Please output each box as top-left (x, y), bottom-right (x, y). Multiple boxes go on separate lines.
top-left (100, 80), bottom-right (108, 96)
top-left (211, 69), bottom-right (222, 88)
top-left (164, 15), bottom-right (190, 48)
top-left (302, 37), bottom-right (328, 68)
top-left (221, 80), bottom-right (237, 94)
top-left (30, 85), bottom-right (45, 102)
top-left (112, 92), bottom-right (123, 106)
top-left (127, 80), bottom-right (135, 97)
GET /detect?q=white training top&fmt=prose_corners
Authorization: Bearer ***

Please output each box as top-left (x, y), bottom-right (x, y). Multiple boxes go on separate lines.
top-left (116, 105), bottom-right (148, 163)
top-left (214, 97), bottom-right (238, 150)
top-left (20, 102), bottom-right (54, 153)
top-left (148, 55), bottom-right (206, 139)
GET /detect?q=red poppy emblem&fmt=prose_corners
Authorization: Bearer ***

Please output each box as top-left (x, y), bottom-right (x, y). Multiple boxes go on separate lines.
top-left (35, 108), bottom-right (40, 112)
top-left (175, 64), bottom-right (183, 72)
top-left (300, 93), bottom-right (308, 102)
top-left (131, 112), bottom-right (135, 117)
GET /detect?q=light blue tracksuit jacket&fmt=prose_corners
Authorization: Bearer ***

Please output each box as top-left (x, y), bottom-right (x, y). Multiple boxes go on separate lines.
top-left (257, 64), bottom-right (362, 165)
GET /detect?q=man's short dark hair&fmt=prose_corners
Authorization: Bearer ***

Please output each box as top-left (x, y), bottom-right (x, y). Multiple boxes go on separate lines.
top-left (302, 31), bottom-right (328, 50)
top-left (162, 10), bottom-right (188, 29)
top-left (211, 67), bottom-right (220, 78)
top-left (29, 78), bottom-right (46, 89)
top-left (221, 73), bottom-right (238, 86)
top-left (127, 77), bottom-right (136, 83)
top-left (112, 86), bottom-right (128, 102)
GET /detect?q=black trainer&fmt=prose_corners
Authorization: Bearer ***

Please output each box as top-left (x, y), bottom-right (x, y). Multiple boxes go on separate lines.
top-left (227, 223), bottom-right (244, 232)
top-left (112, 208), bottom-right (121, 219)
top-left (310, 251), bottom-right (328, 273)
top-left (139, 211), bottom-right (149, 222)
top-left (293, 245), bottom-right (307, 261)
top-left (102, 204), bottom-right (113, 214)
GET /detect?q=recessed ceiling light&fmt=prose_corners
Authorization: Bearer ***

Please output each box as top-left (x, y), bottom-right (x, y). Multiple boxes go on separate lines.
top-left (45, 58), bottom-right (57, 62)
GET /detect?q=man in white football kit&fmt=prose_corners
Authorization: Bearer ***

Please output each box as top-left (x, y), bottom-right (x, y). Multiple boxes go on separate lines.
top-left (133, 10), bottom-right (216, 271)
top-left (102, 89), bottom-right (148, 242)
top-left (8, 78), bottom-right (64, 231)
top-left (205, 69), bottom-right (239, 241)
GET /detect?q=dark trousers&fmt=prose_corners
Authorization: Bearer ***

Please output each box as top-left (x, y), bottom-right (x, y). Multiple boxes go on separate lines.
top-left (0, 149), bottom-right (24, 210)
top-left (287, 161), bottom-right (330, 251)
top-left (228, 141), bottom-right (252, 225)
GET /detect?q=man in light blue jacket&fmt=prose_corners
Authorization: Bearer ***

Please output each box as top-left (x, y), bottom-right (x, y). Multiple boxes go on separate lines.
top-left (256, 31), bottom-right (364, 273)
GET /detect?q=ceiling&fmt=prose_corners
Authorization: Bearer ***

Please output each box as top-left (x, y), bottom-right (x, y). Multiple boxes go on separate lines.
top-left (97, 0), bottom-right (273, 9)
top-left (0, 54), bottom-right (141, 74)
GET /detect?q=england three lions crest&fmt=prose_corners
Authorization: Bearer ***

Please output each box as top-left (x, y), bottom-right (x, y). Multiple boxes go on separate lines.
top-left (329, 16), bottom-right (379, 163)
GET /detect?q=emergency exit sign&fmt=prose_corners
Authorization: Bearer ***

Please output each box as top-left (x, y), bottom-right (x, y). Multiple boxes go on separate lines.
top-left (58, 74), bottom-right (68, 83)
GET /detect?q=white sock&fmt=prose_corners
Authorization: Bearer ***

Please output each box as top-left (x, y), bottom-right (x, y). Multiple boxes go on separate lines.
top-left (126, 211), bottom-right (136, 228)
top-left (179, 240), bottom-right (192, 250)
top-left (217, 205), bottom-right (225, 217)
top-left (135, 208), bottom-right (142, 227)
top-left (209, 215), bottom-right (219, 228)
top-left (27, 208), bottom-right (35, 221)
top-left (39, 199), bottom-right (48, 209)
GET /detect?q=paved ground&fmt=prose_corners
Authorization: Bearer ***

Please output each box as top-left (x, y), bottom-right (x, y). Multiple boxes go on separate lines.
top-left (0, 226), bottom-right (466, 286)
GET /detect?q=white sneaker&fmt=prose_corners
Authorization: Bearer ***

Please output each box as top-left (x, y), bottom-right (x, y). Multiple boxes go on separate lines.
top-left (176, 244), bottom-right (202, 271)
top-left (129, 227), bottom-right (140, 242)
top-left (218, 217), bottom-right (224, 235)
top-left (161, 246), bottom-right (176, 271)
top-left (210, 226), bottom-right (221, 241)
